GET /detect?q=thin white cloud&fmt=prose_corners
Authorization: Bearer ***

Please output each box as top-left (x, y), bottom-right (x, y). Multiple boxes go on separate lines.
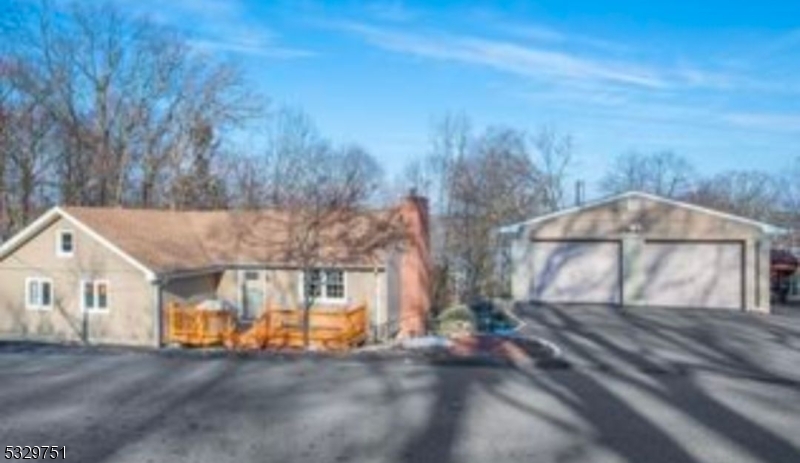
top-left (500, 23), bottom-right (632, 55)
top-left (723, 112), bottom-right (800, 132)
top-left (187, 25), bottom-right (316, 59)
top-left (333, 20), bottom-right (793, 97)
top-left (339, 22), bottom-right (667, 88)
top-left (190, 39), bottom-right (315, 59)
top-left (519, 86), bottom-right (800, 137)
top-left (673, 66), bottom-right (735, 89)
top-left (112, 0), bottom-right (314, 59)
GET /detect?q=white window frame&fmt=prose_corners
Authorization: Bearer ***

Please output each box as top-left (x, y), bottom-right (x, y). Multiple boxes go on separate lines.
top-left (299, 269), bottom-right (347, 305)
top-left (25, 277), bottom-right (54, 311)
top-left (81, 279), bottom-right (110, 313)
top-left (56, 229), bottom-right (75, 258)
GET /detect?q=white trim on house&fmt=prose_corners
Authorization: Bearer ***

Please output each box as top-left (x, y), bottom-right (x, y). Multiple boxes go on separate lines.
top-left (25, 277), bottom-right (54, 311)
top-left (0, 208), bottom-right (62, 258)
top-left (80, 279), bottom-right (110, 314)
top-left (298, 268), bottom-right (348, 306)
top-left (55, 229), bottom-right (75, 258)
top-left (497, 191), bottom-right (785, 236)
top-left (0, 207), bottom-right (158, 281)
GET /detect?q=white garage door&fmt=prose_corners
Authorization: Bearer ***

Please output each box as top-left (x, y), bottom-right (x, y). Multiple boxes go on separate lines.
top-left (641, 241), bottom-right (743, 309)
top-left (529, 241), bottom-right (621, 304)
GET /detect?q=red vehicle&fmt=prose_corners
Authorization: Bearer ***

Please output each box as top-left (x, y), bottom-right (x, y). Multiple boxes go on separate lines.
top-left (771, 249), bottom-right (799, 303)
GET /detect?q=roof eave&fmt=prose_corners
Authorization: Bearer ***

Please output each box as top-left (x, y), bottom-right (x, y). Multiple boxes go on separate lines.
top-left (496, 190), bottom-right (784, 236)
top-left (0, 206), bottom-right (158, 282)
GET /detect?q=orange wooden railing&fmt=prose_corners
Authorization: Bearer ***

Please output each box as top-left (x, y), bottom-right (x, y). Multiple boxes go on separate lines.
top-left (230, 304), bottom-right (369, 351)
top-left (165, 303), bottom-right (236, 347)
top-left (166, 301), bottom-right (368, 351)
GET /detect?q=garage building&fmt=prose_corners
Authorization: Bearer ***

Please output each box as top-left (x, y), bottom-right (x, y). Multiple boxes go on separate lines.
top-left (501, 191), bottom-right (780, 313)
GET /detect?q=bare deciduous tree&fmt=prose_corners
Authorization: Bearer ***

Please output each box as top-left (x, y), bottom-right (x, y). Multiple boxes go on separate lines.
top-left (405, 112), bottom-right (471, 214)
top-left (600, 151), bottom-right (695, 198)
top-left (241, 107), bottom-right (385, 348)
top-left (0, 0), bottom-right (262, 219)
top-left (778, 157), bottom-right (800, 228)
top-left (401, 114), bottom-right (574, 304)
top-left (0, 58), bottom-right (57, 230)
top-left (451, 127), bottom-right (546, 300)
top-left (686, 170), bottom-right (780, 222)
top-left (533, 126), bottom-right (574, 211)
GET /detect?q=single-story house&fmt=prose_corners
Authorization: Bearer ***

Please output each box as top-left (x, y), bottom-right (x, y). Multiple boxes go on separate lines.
top-left (0, 195), bottom-right (431, 347)
top-left (500, 191), bottom-right (781, 313)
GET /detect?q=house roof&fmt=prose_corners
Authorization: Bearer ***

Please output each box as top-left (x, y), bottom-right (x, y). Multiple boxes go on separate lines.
top-left (0, 205), bottom-right (406, 279)
top-left (497, 190), bottom-right (785, 236)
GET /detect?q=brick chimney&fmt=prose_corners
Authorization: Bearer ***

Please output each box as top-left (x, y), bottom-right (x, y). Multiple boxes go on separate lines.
top-left (398, 190), bottom-right (431, 338)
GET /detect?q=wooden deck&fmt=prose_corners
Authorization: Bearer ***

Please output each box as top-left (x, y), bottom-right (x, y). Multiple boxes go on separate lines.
top-left (165, 304), bottom-right (236, 347)
top-left (165, 302), bottom-right (368, 351)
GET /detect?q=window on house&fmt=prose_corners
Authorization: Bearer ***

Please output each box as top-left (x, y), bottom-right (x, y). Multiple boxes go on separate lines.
top-left (302, 269), bottom-right (345, 302)
top-left (26, 278), bottom-right (53, 310)
top-left (82, 280), bottom-right (109, 312)
top-left (325, 270), bottom-right (344, 299)
top-left (57, 230), bottom-right (74, 257)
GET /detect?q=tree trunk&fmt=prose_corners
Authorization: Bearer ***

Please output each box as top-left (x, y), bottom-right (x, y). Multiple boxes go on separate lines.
top-left (303, 302), bottom-right (311, 350)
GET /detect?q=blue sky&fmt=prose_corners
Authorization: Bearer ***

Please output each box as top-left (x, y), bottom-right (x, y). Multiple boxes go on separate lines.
top-left (115, 0), bottom-right (800, 192)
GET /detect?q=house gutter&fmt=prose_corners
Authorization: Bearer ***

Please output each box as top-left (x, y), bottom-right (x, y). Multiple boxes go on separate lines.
top-left (160, 263), bottom-right (390, 282)
top-left (374, 265), bottom-right (381, 342)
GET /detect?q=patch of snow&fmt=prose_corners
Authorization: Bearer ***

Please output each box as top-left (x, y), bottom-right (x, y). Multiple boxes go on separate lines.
top-left (400, 336), bottom-right (452, 350)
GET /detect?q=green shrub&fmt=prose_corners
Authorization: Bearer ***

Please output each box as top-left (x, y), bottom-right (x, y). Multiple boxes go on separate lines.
top-left (435, 305), bottom-right (477, 336)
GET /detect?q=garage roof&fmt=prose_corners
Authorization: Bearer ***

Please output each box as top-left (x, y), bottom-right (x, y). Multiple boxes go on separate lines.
top-left (497, 191), bottom-right (785, 236)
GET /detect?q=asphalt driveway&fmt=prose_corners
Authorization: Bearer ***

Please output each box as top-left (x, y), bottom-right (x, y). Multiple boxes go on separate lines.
top-left (515, 302), bottom-right (800, 382)
top-left (1, 304), bottom-right (800, 463)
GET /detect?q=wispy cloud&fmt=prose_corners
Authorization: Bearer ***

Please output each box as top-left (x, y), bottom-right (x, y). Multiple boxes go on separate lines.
top-left (723, 112), bottom-right (800, 132)
top-left (337, 22), bottom-right (667, 88)
top-left (190, 38), bottom-right (315, 59)
top-left (113, 0), bottom-right (314, 59)
top-left (499, 23), bottom-right (632, 55)
top-left (186, 25), bottom-right (315, 59)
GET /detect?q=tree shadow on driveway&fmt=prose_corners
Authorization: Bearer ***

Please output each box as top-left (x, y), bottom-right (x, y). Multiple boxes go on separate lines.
top-left (515, 303), bottom-right (800, 463)
top-left (2, 323), bottom-right (800, 463)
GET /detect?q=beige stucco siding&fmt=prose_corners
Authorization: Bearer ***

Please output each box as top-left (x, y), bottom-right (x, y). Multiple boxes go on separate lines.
top-left (511, 196), bottom-right (771, 313)
top-left (0, 217), bottom-right (155, 346)
top-left (215, 267), bottom-right (388, 337)
top-left (527, 196), bottom-right (761, 240)
top-left (217, 269), bottom-right (300, 310)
